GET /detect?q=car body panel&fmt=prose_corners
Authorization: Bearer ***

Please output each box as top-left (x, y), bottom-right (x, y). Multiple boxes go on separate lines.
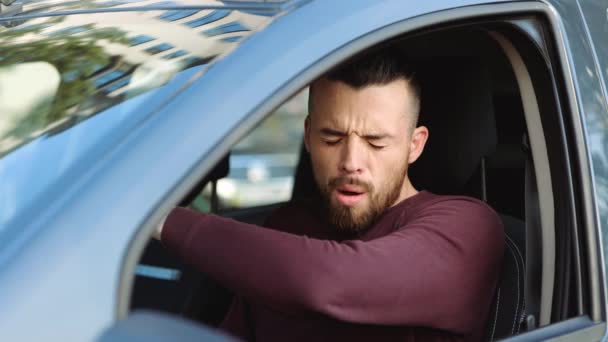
top-left (549, 0), bottom-right (608, 323)
top-left (1, 0), bottom-right (607, 341)
top-left (575, 0), bottom-right (608, 284)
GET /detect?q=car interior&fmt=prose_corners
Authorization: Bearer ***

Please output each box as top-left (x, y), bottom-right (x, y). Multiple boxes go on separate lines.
top-left (129, 14), bottom-right (587, 341)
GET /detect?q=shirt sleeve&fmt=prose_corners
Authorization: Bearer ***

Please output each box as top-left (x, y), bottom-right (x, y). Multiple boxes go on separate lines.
top-left (161, 199), bottom-right (504, 334)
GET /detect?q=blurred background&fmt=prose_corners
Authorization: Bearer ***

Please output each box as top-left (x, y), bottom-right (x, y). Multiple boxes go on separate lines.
top-left (191, 89), bottom-right (309, 211)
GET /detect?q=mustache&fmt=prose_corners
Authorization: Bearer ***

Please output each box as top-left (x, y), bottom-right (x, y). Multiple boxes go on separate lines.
top-left (328, 177), bottom-right (373, 192)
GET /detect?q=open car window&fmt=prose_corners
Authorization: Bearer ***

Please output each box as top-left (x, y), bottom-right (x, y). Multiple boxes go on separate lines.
top-left (190, 89), bottom-right (309, 213)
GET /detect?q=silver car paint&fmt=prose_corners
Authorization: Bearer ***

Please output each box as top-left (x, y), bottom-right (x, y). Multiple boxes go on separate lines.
top-left (576, 1), bottom-right (608, 305)
top-left (553, 0), bottom-right (608, 323)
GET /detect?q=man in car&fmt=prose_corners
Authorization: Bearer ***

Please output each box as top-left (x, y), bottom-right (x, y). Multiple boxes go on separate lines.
top-left (155, 47), bottom-right (504, 342)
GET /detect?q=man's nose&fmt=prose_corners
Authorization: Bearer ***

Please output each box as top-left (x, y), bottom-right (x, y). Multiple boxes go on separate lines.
top-left (339, 138), bottom-right (364, 174)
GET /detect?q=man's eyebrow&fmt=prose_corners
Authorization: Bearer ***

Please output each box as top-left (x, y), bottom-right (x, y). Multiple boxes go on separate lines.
top-left (320, 128), bottom-right (348, 137)
top-left (363, 133), bottom-right (392, 140)
top-left (319, 128), bottom-right (392, 140)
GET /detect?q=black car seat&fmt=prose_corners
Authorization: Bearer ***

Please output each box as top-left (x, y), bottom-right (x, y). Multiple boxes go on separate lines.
top-left (292, 57), bottom-right (526, 340)
top-left (409, 57), bottom-right (527, 340)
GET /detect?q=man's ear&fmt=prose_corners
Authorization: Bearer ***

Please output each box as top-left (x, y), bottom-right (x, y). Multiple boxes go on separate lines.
top-left (407, 126), bottom-right (429, 164)
top-left (304, 115), bottom-right (311, 152)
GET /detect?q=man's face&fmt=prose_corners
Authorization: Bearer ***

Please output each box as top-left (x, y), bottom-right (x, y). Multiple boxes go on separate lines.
top-left (305, 78), bottom-right (427, 233)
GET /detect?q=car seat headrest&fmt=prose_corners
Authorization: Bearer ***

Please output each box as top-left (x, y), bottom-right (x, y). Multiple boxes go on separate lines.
top-left (408, 57), bottom-right (497, 195)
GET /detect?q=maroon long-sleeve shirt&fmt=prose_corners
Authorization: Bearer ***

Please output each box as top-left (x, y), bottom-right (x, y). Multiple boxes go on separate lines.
top-left (161, 191), bottom-right (504, 342)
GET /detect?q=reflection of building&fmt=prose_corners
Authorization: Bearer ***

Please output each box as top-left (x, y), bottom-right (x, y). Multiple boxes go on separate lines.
top-left (0, 1), bottom-right (272, 154)
top-left (6, 0), bottom-right (270, 96)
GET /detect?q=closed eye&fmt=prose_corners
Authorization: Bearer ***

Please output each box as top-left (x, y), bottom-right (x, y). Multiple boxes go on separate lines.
top-left (324, 139), bottom-right (341, 146)
top-left (369, 142), bottom-right (386, 150)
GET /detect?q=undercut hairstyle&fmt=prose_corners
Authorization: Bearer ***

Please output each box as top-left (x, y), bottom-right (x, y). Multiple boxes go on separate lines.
top-left (309, 47), bottom-right (421, 130)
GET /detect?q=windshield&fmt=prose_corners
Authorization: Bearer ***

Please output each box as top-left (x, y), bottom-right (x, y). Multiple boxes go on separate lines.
top-left (0, 6), bottom-right (274, 230)
top-left (0, 6), bottom-right (273, 155)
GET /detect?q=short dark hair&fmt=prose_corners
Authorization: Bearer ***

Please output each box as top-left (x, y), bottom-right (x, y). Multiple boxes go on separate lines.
top-left (309, 47), bottom-right (421, 129)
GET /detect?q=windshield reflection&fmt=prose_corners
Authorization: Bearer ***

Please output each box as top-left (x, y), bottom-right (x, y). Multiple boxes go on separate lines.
top-left (0, 5), bottom-right (273, 231)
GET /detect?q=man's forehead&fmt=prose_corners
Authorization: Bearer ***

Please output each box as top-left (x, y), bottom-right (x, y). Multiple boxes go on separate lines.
top-left (311, 76), bottom-right (410, 93)
top-left (315, 114), bottom-right (398, 136)
top-left (310, 78), bottom-right (411, 108)
top-left (311, 106), bottom-right (408, 142)
top-left (310, 79), bottom-right (411, 116)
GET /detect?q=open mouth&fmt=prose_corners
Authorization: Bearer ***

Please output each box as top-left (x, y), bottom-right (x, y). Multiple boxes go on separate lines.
top-left (338, 189), bottom-right (363, 196)
top-left (334, 187), bottom-right (366, 206)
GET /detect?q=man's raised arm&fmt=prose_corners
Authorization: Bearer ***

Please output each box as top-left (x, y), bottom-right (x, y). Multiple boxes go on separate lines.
top-left (157, 197), bottom-right (503, 335)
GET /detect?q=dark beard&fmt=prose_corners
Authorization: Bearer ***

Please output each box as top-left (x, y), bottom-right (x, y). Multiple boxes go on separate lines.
top-left (319, 168), bottom-right (407, 235)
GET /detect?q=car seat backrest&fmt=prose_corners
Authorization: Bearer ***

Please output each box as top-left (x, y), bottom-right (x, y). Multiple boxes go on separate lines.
top-left (408, 57), bottom-right (527, 340)
top-left (487, 214), bottom-right (527, 340)
top-left (292, 56), bottom-right (526, 339)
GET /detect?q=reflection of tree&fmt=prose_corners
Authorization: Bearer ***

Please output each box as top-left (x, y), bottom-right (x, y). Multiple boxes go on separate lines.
top-left (0, 21), bottom-right (128, 146)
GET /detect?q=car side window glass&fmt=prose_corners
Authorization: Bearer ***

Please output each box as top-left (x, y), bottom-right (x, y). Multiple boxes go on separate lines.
top-left (190, 89), bottom-right (309, 212)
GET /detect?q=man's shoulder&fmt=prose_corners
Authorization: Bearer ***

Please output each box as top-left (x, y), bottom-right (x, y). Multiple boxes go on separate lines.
top-left (405, 191), bottom-right (498, 216)
top-left (420, 192), bottom-right (498, 213)
top-left (398, 191), bottom-right (504, 237)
